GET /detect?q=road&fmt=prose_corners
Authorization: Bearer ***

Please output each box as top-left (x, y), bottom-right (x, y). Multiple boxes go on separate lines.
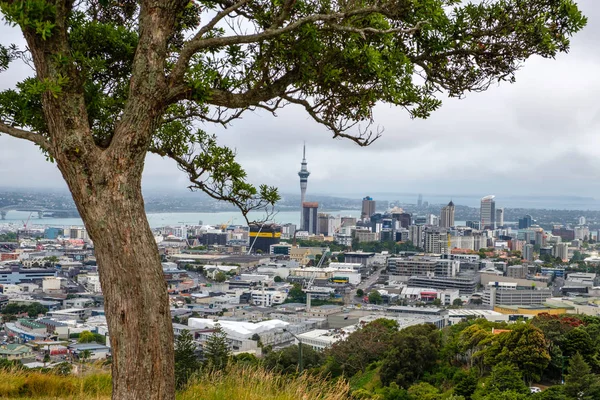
top-left (343, 266), bottom-right (384, 305)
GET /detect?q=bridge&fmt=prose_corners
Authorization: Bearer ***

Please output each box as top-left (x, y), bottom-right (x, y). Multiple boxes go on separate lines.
top-left (0, 205), bottom-right (78, 220)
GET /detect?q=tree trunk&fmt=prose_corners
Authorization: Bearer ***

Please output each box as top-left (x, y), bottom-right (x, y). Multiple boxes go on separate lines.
top-left (58, 157), bottom-right (175, 400)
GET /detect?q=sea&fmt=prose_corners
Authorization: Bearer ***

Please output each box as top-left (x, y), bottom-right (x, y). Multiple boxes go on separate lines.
top-left (0, 210), bottom-right (362, 229)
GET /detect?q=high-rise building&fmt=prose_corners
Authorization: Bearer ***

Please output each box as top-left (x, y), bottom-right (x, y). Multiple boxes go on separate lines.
top-left (361, 196), bottom-right (376, 220)
top-left (302, 202), bottom-right (319, 234)
top-left (523, 244), bottom-right (534, 262)
top-left (579, 216), bottom-right (586, 225)
top-left (495, 208), bottom-right (504, 228)
top-left (417, 194), bottom-right (423, 208)
top-left (424, 229), bottom-right (449, 254)
top-left (409, 225), bottom-right (425, 248)
top-left (553, 243), bottom-right (569, 261)
top-left (298, 144), bottom-right (310, 227)
top-left (439, 200), bottom-right (455, 228)
top-left (518, 215), bottom-right (532, 229)
top-left (480, 195), bottom-right (496, 230)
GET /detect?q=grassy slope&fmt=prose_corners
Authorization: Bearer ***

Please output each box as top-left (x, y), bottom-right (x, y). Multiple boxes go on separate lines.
top-left (1, 365), bottom-right (349, 400)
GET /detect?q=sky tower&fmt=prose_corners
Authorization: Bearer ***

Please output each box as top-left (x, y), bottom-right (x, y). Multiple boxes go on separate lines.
top-left (298, 143), bottom-right (310, 228)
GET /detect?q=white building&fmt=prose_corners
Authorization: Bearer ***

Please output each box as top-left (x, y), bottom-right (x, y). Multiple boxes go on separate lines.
top-left (250, 290), bottom-right (288, 307)
top-left (42, 277), bottom-right (62, 292)
top-left (295, 329), bottom-right (346, 351)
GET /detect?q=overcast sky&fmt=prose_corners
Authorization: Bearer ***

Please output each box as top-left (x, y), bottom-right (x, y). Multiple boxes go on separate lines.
top-left (1, 0), bottom-right (600, 200)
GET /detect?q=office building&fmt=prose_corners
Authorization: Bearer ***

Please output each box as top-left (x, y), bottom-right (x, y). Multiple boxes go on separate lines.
top-left (409, 225), bottom-right (425, 248)
top-left (361, 196), bottom-right (376, 220)
top-left (495, 208), bottom-right (504, 228)
top-left (249, 224), bottom-right (281, 253)
top-left (439, 200), bottom-right (455, 228)
top-left (523, 244), bottom-right (534, 262)
top-left (553, 243), bottom-right (569, 261)
top-left (518, 215), bottom-right (533, 229)
top-left (424, 229), bottom-right (448, 254)
top-left (483, 285), bottom-right (552, 306)
top-left (406, 276), bottom-right (478, 295)
top-left (301, 202), bottom-right (319, 234)
top-left (298, 144), bottom-right (310, 227)
top-left (480, 195), bottom-right (496, 230)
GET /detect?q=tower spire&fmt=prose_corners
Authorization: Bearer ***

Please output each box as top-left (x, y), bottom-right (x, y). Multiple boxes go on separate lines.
top-left (298, 143), bottom-right (310, 229)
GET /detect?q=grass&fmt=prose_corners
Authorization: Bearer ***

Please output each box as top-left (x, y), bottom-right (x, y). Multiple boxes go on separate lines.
top-left (0, 365), bottom-right (349, 400)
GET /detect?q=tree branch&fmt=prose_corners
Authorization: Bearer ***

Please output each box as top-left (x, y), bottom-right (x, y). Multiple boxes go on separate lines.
top-left (169, 5), bottom-right (414, 88)
top-left (281, 95), bottom-right (380, 146)
top-left (0, 122), bottom-right (52, 153)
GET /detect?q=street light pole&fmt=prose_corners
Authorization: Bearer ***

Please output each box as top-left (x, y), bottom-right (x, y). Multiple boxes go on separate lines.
top-left (284, 329), bottom-right (303, 373)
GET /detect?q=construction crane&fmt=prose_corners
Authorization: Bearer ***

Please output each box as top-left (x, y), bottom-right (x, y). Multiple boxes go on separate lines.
top-left (220, 217), bottom-right (236, 231)
top-left (16, 212), bottom-right (33, 243)
top-left (302, 249), bottom-right (327, 310)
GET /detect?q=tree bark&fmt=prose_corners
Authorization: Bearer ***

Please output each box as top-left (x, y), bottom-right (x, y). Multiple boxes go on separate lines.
top-left (57, 154), bottom-right (175, 400)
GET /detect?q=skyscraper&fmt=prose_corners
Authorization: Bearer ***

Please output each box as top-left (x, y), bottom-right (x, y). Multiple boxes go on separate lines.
top-left (302, 202), bottom-right (319, 234)
top-left (439, 200), bottom-right (455, 228)
top-left (518, 215), bottom-right (533, 229)
top-left (298, 144), bottom-right (310, 227)
top-left (495, 208), bottom-right (504, 228)
top-left (480, 195), bottom-right (496, 230)
top-left (361, 196), bottom-right (376, 220)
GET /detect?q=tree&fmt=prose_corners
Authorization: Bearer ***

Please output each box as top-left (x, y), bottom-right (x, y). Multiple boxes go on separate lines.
top-left (78, 330), bottom-right (96, 343)
top-left (214, 271), bottom-right (227, 283)
top-left (263, 344), bottom-right (325, 374)
top-left (203, 324), bottom-right (230, 371)
top-left (368, 290), bottom-right (383, 304)
top-left (453, 298), bottom-right (463, 307)
top-left (323, 318), bottom-right (398, 377)
top-left (453, 370), bottom-right (478, 400)
top-left (0, 1), bottom-right (586, 399)
top-left (564, 353), bottom-right (600, 400)
top-left (356, 288), bottom-right (364, 297)
top-left (174, 330), bottom-right (201, 390)
top-left (273, 276), bottom-right (283, 283)
top-left (485, 363), bottom-right (529, 394)
top-left (43, 352), bottom-right (51, 367)
top-left (380, 324), bottom-right (440, 388)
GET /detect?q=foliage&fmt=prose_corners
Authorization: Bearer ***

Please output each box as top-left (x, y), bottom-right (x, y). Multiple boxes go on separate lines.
top-left (453, 370), bottom-right (478, 400)
top-left (78, 330), bottom-right (96, 343)
top-left (0, 232), bottom-right (17, 242)
top-left (274, 276), bottom-right (283, 283)
top-left (356, 289), bottom-right (364, 297)
top-left (263, 344), bottom-right (325, 374)
top-left (482, 324), bottom-right (550, 384)
top-left (286, 283), bottom-right (306, 303)
top-left (2, 302), bottom-right (48, 318)
top-left (174, 330), bottom-right (201, 389)
top-left (484, 363), bottom-right (528, 395)
top-left (368, 291), bottom-right (383, 304)
top-left (380, 324), bottom-right (440, 388)
top-left (324, 319), bottom-right (398, 378)
top-left (203, 324), bottom-right (230, 371)
top-left (564, 352), bottom-right (600, 400)
top-left (214, 271), bottom-right (227, 283)
top-left (453, 298), bottom-right (463, 307)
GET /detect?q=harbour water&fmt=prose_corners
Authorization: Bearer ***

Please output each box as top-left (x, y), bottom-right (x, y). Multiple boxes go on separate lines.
top-left (0, 210), bottom-right (362, 229)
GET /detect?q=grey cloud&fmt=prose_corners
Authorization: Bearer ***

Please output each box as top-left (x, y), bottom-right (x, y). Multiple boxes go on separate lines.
top-left (2, 0), bottom-right (600, 201)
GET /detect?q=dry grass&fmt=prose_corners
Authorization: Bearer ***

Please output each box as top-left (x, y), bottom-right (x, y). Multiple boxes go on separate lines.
top-left (179, 366), bottom-right (350, 400)
top-left (0, 368), bottom-right (111, 399)
top-left (0, 364), bottom-right (348, 400)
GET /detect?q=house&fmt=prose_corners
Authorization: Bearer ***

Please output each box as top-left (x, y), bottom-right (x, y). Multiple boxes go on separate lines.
top-left (0, 344), bottom-right (34, 360)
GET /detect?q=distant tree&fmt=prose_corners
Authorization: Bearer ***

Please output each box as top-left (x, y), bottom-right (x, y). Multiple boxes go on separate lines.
top-left (287, 283), bottom-right (306, 303)
top-left (78, 331), bottom-right (96, 344)
top-left (53, 362), bottom-right (73, 376)
top-left (407, 382), bottom-right (441, 400)
top-left (323, 318), bottom-right (398, 378)
top-left (432, 298), bottom-right (442, 306)
top-left (356, 289), bottom-right (364, 297)
top-left (486, 363), bottom-right (529, 394)
top-left (337, 253), bottom-right (345, 262)
top-left (263, 344), bottom-right (325, 374)
top-left (453, 369), bottom-right (478, 400)
top-left (43, 352), bottom-right (51, 366)
top-left (26, 303), bottom-right (48, 318)
top-left (453, 298), bottom-right (464, 307)
top-left (174, 330), bottom-right (201, 390)
top-left (564, 352), bottom-right (600, 400)
top-left (203, 324), bottom-right (230, 371)
top-left (380, 324), bottom-right (440, 388)
top-left (273, 276), bottom-right (283, 283)
top-left (214, 272), bottom-right (227, 283)
top-left (368, 291), bottom-right (383, 304)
